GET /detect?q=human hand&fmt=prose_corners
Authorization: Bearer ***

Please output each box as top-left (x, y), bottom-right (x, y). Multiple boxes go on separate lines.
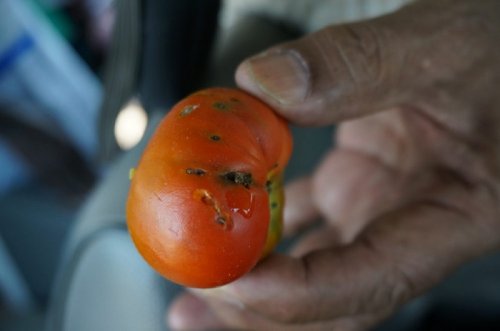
top-left (168, 0), bottom-right (500, 330)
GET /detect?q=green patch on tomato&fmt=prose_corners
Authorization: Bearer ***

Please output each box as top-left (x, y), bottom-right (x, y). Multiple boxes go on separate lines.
top-left (262, 170), bottom-right (284, 257)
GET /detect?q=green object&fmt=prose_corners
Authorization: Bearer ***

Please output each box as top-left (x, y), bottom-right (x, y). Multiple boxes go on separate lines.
top-left (26, 0), bottom-right (76, 41)
top-left (129, 168), bottom-right (136, 180)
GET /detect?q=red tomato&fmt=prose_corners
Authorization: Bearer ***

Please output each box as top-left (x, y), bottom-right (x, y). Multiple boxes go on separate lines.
top-left (126, 88), bottom-right (292, 288)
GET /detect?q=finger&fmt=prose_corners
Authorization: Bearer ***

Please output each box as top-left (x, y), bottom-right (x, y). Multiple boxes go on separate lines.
top-left (283, 177), bottom-right (321, 237)
top-left (311, 148), bottom-right (419, 243)
top-left (309, 107), bottom-right (437, 242)
top-left (167, 292), bottom-right (227, 331)
top-left (192, 291), bottom-right (386, 331)
top-left (289, 226), bottom-right (341, 258)
top-left (235, 0), bottom-right (474, 125)
top-left (199, 178), bottom-right (498, 324)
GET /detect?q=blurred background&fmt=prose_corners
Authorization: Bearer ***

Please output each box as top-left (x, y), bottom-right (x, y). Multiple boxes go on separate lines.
top-left (0, 0), bottom-right (111, 329)
top-left (0, 1), bottom-right (499, 331)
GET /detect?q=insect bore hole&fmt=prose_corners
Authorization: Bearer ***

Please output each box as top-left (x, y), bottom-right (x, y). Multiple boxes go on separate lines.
top-left (186, 168), bottom-right (206, 176)
top-left (193, 189), bottom-right (234, 231)
top-left (221, 171), bottom-right (253, 188)
top-left (212, 101), bottom-right (230, 111)
top-left (265, 180), bottom-right (272, 193)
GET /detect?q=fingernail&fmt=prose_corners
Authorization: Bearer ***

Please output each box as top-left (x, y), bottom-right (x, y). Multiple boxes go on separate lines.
top-left (246, 50), bottom-right (310, 105)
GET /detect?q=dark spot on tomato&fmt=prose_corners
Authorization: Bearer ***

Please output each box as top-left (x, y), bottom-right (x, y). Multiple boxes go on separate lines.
top-left (265, 180), bottom-right (272, 193)
top-left (230, 97), bottom-right (240, 103)
top-left (216, 216), bottom-right (226, 225)
top-left (195, 189), bottom-right (233, 231)
top-left (186, 168), bottom-right (206, 176)
top-left (213, 101), bottom-right (230, 111)
top-left (222, 171), bottom-right (253, 188)
top-left (210, 134), bottom-right (221, 141)
top-left (216, 214), bottom-right (233, 231)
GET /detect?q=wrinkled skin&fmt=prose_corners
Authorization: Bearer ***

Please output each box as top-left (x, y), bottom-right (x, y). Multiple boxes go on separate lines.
top-left (167, 0), bottom-right (500, 330)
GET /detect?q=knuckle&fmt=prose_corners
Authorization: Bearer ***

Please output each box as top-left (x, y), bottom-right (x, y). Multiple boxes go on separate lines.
top-left (389, 265), bottom-right (416, 306)
top-left (246, 262), bottom-right (314, 324)
top-left (357, 236), bottom-right (415, 312)
top-left (318, 22), bottom-right (391, 89)
top-left (267, 306), bottom-right (301, 324)
top-left (358, 269), bottom-right (409, 314)
top-left (260, 298), bottom-right (309, 324)
top-left (247, 300), bottom-right (302, 324)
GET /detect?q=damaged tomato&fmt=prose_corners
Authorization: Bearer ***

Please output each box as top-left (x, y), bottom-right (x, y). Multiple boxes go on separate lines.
top-left (127, 88), bottom-right (292, 288)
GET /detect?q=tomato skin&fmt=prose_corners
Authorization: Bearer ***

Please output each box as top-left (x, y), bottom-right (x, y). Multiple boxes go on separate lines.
top-left (127, 88), bottom-right (292, 288)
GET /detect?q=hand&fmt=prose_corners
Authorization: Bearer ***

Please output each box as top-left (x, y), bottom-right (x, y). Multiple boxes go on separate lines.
top-left (168, 0), bottom-right (500, 330)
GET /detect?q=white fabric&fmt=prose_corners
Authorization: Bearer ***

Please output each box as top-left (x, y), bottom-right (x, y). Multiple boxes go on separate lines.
top-left (222, 0), bottom-right (413, 32)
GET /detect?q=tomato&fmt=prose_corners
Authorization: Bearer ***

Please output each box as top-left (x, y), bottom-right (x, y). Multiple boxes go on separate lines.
top-left (126, 88), bottom-right (292, 288)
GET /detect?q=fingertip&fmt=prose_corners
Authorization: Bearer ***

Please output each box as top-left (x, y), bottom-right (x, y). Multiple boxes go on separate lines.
top-left (311, 148), bottom-right (408, 243)
top-left (236, 49), bottom-right (310, 104)
top-left (235, 60), bottom-right (262, 100)
top-left (235, 59), bottom-right (282, 115)
top-left (283, 177), bottom-right (320, 237)
top-left (290, 226), bottom-right (341, 257)
top-left (235, 52), bottom-right (318, 125)
top-left (312, 150), bottom-right (375, 244)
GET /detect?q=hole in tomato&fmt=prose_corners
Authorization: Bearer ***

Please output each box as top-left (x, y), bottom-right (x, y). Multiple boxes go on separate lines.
top-left (186, 168), bottom-right (206, 176)
top-left (221, 171), bottom-right (253, 188)
top-left (216, 216), bottom-right (227, 226)
top-left (193, 189), bottom-right (233, 231)
top-left (209, 134), bottom-right (221, 141)
top-left (265, 180), bottom-right (272, 193)
top-left (212, 101), bottom-right (230, 111)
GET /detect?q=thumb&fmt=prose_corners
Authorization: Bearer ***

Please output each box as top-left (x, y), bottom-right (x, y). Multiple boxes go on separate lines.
top-left (235, 0), bottom-right (453, 125)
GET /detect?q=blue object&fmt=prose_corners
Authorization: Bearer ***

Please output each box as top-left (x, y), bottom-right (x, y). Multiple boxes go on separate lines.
top-left (0, 32), bottom-right (35, 79)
